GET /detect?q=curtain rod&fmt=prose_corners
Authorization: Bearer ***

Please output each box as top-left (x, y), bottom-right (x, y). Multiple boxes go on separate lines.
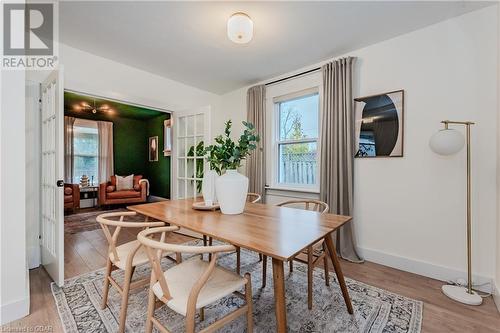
top-left (264, 67), bottom-right (321, 86)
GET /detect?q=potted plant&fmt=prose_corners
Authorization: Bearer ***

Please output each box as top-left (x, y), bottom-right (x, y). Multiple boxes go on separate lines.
top-left (204, 120), bottom-right (259, 214)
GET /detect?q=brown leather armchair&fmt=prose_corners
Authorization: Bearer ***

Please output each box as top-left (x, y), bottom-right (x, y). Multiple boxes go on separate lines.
top-left (99, 175), bottom-right (147, 206)
top-left (64, 183), bottom-right (80, 213)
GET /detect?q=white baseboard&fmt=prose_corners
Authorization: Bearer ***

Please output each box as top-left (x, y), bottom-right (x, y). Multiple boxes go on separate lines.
top-left (493, 281), bottom-right (500, 313)
top-left (357, 246), bottom-right (493, 293)
top-left (0, 296), bottom-right (29, 325)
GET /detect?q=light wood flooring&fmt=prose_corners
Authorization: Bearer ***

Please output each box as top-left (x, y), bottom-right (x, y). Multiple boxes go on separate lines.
top-left (2, 226), bottom-right (500, 332)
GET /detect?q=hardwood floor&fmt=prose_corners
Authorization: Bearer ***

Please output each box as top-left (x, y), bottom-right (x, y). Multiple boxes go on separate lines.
top-left (2, 226), bottom-right (499, 332)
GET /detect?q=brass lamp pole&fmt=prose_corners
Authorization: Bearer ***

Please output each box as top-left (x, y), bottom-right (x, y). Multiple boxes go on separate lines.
top-left (429, 120), bottom-right (482, 306)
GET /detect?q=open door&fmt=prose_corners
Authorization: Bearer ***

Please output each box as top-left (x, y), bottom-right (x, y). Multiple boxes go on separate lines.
top-left (40, 69), bottom-right (64, 286)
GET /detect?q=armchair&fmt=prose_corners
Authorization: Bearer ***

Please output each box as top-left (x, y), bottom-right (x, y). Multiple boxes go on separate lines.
top-left (64, 183), bottom-right (80, 213)
top-left (99, 175), bottom-right (147, 206)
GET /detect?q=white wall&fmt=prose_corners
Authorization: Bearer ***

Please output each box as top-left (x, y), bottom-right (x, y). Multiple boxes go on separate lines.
top-left (26, 81), bottom-right (41, 270)
top-left (0, 70), bottom-right (29, 324)
top-left (215, 7), bottom-right (498, 287)
top-left (494, 0), bottom-right (500, 314)
top-left (59, 44), bottom-right (220, 113)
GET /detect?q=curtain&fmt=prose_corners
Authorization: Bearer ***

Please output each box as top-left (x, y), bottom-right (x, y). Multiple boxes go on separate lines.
top-left (97, 121), bottom-right (114, 184)
top-left (246, 85), bottom-right (266, 201)
top-left (64, 116), bottom-right (76, 183)
top-left (320, 57), bottom-right (363, 263)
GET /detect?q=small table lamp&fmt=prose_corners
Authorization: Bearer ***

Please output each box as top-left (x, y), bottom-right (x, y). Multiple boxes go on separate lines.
top-left (429, 120), bottom-right (482, 306)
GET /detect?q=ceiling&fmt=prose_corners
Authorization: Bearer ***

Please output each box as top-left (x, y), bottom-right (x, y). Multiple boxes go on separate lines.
top-left (64, 91), bottom-right (165, 120)
top-left (60, 1), bottom-right (494, 94)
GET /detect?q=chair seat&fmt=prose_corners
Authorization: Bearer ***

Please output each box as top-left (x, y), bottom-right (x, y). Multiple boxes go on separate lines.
top-left (64, 195), bottom-right (73, 203)
top-left (107, 190), bottom-right (141, 199)
top-left (152, 257), bottom-right (247, 316)
top-left (110, 240), bottom-right (171, 270)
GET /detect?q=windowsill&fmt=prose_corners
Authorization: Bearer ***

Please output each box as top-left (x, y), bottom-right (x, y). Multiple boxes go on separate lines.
top-left (265, 186), bottom-right (320, 194)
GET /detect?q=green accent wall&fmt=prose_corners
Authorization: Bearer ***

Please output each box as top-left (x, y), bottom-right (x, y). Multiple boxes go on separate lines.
top-left (65, 92), bottom-right (171, 199)
top-left (145, 114), bottom-right (171, 199)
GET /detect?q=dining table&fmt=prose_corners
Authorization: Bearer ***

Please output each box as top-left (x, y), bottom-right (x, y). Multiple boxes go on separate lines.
top-left (128, 198), bottom-right (354, 332)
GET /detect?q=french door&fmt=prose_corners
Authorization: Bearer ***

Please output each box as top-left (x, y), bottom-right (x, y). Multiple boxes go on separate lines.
top-left (172, 106), bottom-right (210, 200)
top-left (41, 70), bottom-right (64, 286)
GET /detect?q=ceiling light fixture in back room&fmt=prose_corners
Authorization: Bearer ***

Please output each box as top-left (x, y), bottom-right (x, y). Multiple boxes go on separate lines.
top-left (227, 12), bottom-right (253, 44)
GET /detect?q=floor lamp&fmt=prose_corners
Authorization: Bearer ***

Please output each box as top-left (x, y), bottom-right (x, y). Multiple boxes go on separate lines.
top-left (429, 120), bottom-right (482, 306)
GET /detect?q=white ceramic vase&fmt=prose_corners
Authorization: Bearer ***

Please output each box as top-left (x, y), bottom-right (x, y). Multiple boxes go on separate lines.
top-left (202, 170), bottom-right (219, 206)
top-left (215, 169), bottom-right (248, 214)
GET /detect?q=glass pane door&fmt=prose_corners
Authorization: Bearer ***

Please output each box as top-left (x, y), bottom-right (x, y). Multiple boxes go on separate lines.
top-left (174, 108), bottom-right (209, 199)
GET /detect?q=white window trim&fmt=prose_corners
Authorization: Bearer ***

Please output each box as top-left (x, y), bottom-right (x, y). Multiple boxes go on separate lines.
top-left (266, 75), bottom-right (322, 193)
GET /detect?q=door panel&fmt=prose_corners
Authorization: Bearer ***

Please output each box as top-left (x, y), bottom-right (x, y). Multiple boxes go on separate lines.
top-left (41, 70), bottom-right (64, 286)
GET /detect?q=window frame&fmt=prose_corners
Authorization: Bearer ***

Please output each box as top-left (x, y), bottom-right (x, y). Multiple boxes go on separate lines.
top-left (72, 119), bottom-right (99, 184)
top-left (271, 87), bottom-right (320, 193)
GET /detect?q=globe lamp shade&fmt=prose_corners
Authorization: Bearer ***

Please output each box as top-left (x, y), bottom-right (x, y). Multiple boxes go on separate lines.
top-left (429, 129), bottom-right (465, 156)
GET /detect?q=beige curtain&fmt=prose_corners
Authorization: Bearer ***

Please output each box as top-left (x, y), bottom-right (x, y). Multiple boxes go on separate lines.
top-left (97, 121), bottom-right (114, 184)
top-left (246, 85), bottom-right (266, 201)
top-left (64, 116), bottom-right (76, 183)
top-left (320, 57), bottom-right (363, 263)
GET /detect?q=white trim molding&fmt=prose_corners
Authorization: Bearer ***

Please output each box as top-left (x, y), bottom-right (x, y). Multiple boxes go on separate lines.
top-left (358, 246), bottom-right (493, 293)
top-left (0, 296), bottom-right (29, 325)
top-left (493, 282), bottom-right (500, 313)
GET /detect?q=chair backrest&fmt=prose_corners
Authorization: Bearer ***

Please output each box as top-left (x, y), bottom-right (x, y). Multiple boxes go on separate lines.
top-left (246, 192), bottom-right (262, 203)
top-left (96, 211), bottom-right (164, 263)
top-left (137, 226), bottom-right (236, 304)
top-left (276, 199), bottom-right (329, 213)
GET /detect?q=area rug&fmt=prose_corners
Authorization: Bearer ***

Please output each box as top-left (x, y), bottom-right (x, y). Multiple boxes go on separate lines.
top-left (52, 245), bottom-right (422, 333)
top-left (64, 208), bottom-right (156, 234)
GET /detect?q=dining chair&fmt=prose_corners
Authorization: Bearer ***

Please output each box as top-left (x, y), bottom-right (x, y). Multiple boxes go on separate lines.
top-left (138, 226), bottom-right (254, 333)
top-left (261, 199), bottom-right (330, 309)
top-left (205, 192), bottom-right (263, 273)
top-left (96, 211), bottom-right (181, 333)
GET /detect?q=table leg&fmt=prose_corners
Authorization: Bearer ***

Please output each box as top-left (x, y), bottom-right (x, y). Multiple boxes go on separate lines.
top-left (272, 258), bottom-right (287, 332)
top-left (324, 234), bottom-right (354, 314)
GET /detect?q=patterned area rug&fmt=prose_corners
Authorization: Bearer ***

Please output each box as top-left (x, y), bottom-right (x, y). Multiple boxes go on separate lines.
top-left (64, 208), bottom-right (155, 234)
top-left (52, 245), bottom-right (422, 333)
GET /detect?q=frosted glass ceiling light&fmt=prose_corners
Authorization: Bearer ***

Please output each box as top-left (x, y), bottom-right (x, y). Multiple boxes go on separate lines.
top-left (227, 12), bottom-right (253, 44)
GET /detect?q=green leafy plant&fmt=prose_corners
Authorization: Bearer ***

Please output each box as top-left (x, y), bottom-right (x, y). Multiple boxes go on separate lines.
top-left (204, 120), bottom-right (259, 175)
top-left (187, 141), bottom-right (205, 192)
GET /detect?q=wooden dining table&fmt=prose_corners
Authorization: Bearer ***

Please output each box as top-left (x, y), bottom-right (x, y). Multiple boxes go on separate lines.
top-left (128, 198), bottom-right (354, 332)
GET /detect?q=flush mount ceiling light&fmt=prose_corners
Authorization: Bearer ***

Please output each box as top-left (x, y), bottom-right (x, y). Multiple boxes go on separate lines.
top-left (227, 12), bottom-right (253, 44)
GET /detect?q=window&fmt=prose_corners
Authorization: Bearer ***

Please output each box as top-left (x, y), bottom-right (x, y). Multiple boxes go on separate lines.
top-left (73, 121), bottom-right (98, 184)
top-left (274, 90), bottom-right (319, 190)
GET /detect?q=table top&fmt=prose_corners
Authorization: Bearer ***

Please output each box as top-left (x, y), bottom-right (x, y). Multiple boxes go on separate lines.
top-left (128, 198), bottom-right (352, 261)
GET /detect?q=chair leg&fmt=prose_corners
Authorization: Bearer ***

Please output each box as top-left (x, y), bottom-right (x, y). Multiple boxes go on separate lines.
top-left (101, 259), bottom-right (112, 309)
top-left (307, 246), bottom-right (313, 310)
top-left (118, 265), bottom-right (134, 333)
top-left (262, 255), bottom-right (267, 288)
top-left (258, 253), bottom-right (263, 262)
top-left (202, 235), bottom-right (207, 260)
top-left (200, 307), bottom-right (205, 321)
top-left (236, 247), bottom-right (241, 275)
top-left (145, 287), bottom-right (156, 333)
top-left (208, 237), bottom-right (213, 261)
top-left (289, 260), bottom-right (294, 273)
top-left (245, 273), bottom-right (254, 332)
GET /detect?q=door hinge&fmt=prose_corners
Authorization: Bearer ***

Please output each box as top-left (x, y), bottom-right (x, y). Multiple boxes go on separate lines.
top-left (38, 235), bottom-right (42, 245)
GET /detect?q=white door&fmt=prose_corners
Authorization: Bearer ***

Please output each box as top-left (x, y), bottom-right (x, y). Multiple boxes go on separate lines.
top-left (172, 106), bottom-right (210, 200)
top-left (41, 70), bottom-right (64, 286)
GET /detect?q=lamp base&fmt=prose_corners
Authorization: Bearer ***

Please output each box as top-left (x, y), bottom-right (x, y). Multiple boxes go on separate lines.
top-left (442, 285), bottom-right (482, 305)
